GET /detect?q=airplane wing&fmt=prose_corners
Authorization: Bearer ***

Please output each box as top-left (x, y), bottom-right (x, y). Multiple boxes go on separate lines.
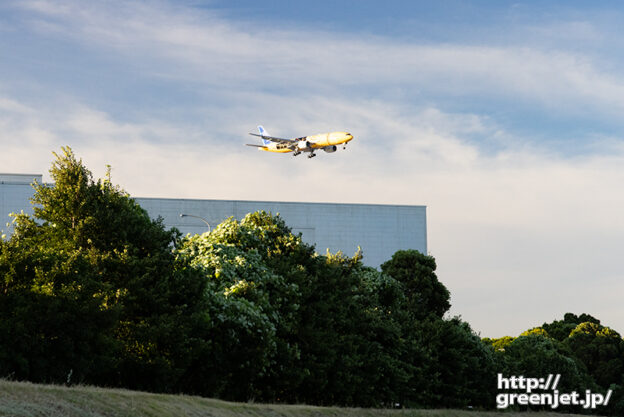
top-left (245, 144), bottom-right (266, 147)
top-left (248, 133), bottom-right (297, 144)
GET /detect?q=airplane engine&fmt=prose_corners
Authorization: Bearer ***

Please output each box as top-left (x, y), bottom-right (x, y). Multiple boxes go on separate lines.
top-left (297, 141), bottom-right (310, 150)
top-left (323, 145), bottom-right (337, 153)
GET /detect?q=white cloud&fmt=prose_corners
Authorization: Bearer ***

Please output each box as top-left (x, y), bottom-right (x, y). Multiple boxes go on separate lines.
top-left (0, 97), bottom-right (34, 114)
top-left (11, 0), bottom-right (624, 118)
top-left (526, 19), bottom-right (604, 44)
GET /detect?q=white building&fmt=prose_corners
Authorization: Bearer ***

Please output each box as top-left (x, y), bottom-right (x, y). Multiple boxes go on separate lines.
top-left (1, 174), bottom-right (427, 267)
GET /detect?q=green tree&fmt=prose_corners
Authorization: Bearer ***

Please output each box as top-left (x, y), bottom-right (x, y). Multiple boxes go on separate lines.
top-left (177, 213), bottom-right (311, 401)
top-left (565, 322), bottom-right (624, 389)
top-left (380, 249), bottom-right (450, 319)
top-left (483, 336), bottom-right (515, 351)
top-left (0, 238), bottom-right (120, 384)
top-left (412, 317), bottom-right (496, 408)
top-left (501, 334), bottom-right (592, 394)
top-left (176, 213), bottom-right (420, 407)
top-left (520, 327), bottom-right (549, 337)
top-left (176, 229), bottom-right (289, 400)
top-left (295, 255), bottom-right (412, 407)
top-left (0, 147), bottom-right (207, 391)
top-left (542, 312), bottom-right (600, 341)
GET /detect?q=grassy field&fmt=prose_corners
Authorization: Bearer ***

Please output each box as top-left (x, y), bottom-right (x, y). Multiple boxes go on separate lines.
top-left (0, 379), bottom-right (595, 417)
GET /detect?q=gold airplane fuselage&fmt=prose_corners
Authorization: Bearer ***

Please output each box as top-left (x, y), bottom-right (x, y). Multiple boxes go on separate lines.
top-left (261, 131), bottom-right (353, 153)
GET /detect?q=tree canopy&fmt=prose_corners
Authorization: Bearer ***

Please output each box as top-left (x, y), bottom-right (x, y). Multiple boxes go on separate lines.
top-left (0, 147), bottom-right (208, 389)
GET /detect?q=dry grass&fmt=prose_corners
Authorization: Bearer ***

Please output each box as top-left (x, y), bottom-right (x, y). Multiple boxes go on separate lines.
top-left (0, 379), bottom-right (594, 417)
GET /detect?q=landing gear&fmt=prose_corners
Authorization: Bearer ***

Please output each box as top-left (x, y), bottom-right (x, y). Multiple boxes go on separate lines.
top-left (307, 153), bottom-right (316, 159)
top-left (293, 150), bottom-right (301, 156)
top-left (343, 144), bottom-right (347, 150)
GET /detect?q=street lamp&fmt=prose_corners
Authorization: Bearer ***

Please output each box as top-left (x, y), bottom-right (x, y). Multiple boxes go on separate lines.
top-left (179, 213), bottom-right (211, 232)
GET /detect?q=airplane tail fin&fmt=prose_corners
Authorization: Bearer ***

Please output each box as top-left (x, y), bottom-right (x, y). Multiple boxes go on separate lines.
top-left (258, 125), bottom-right (271, 145)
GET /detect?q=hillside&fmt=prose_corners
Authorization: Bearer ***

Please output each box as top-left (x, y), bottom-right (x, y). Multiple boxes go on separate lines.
top-left (0, 379), bottom-right (594, 417)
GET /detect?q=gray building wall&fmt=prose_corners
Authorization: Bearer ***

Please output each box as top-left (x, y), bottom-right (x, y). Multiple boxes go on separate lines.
top-left (137, 198), bottom-right (427, 268)
top-left (0, 174), bottom-right (42, 236)
top-left (0, 174), bottom-right (427, 267)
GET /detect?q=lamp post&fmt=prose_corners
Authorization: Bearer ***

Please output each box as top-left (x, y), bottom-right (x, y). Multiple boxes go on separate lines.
top-left (179, 213), bottom-right (211, 232)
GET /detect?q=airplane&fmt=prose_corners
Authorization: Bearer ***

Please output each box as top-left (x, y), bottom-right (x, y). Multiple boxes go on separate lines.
top-left (246, 126), bottom-right (353, 158)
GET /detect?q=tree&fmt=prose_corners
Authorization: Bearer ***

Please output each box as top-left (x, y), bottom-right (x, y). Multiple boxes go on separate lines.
top-left (542, 312), bottom-right (600, 341)
top-left (0, 238), bottom-right (120, 384)
top-left (380, 249), bottom-right (450, 319)
top-left (501, 334), bottom-right (592, 394)
top-left (0, 147), bottom-right (208, 390)
top-left (565, 322), bottom-right (624, 389)
top-left (520, 327), bottom-right (549, 337)
top-left (176, 230), bottom-right (288, 400)
top-left (482, 336), bottom-right (515, 352)
top-left (177, 212), bottom-right (313, 401)
top-left (176, 213), bottom-right (420, 407)
top-left (411, 317), bottom-right (496, 408)
top-left (295, 255), bottom-right (412, 407)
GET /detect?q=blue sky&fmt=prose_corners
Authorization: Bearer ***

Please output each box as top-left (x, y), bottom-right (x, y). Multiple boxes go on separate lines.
top-left (2, 0), bottom-right (624, 337)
